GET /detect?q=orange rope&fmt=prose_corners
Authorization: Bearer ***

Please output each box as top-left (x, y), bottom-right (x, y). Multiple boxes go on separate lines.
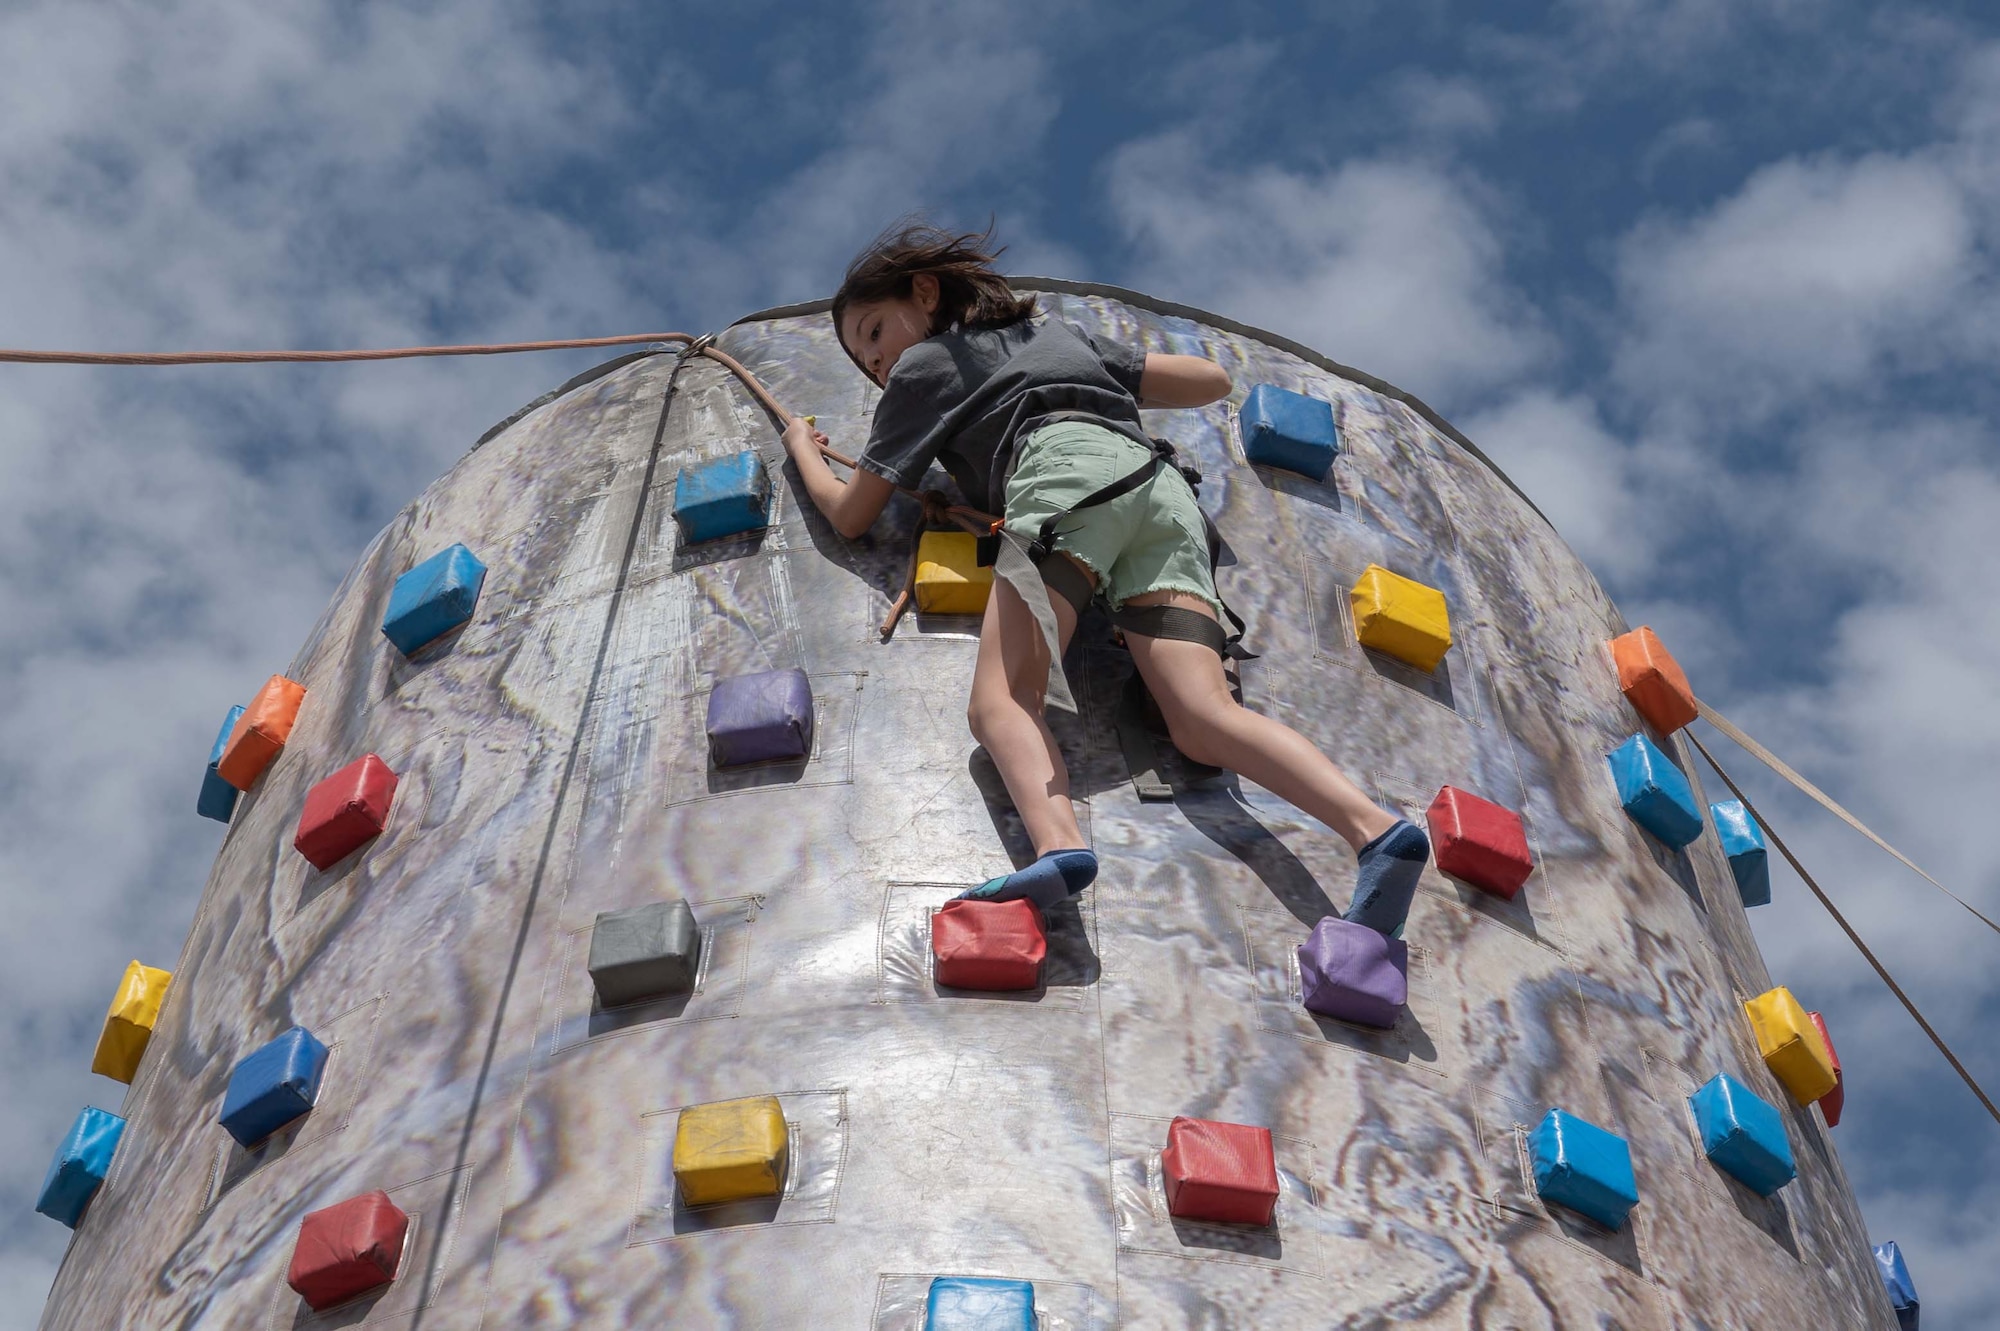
top-left (687, 341), bottom-right (1000, 639)
top-left (0, 328), bottom-right (1003, 637)
top-left (0, 332), bottom-right (694, 366)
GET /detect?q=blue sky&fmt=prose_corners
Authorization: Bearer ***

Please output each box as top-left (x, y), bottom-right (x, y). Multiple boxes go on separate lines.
top-left (3, 0), bottom-right (1998, 1323)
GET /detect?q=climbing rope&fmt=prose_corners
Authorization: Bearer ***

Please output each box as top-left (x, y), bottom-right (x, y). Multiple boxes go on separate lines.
top-left (0, 332), bottom-right (689, 366)
top-left (1696, 699), bottom-right (2000, 939)
top-left (0, 329), bottom-right (1002, 638)
top-left (1688, 731), bottom-right (2000, 1129)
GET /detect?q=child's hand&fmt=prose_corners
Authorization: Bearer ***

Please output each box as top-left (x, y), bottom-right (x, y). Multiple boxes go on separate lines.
top-left (782, 414), bottom-right (829, 457)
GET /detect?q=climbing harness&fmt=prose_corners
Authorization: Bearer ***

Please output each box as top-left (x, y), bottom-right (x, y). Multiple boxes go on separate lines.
top-left (971, 428), bottom-right (1255, 793)
top-left (1001, 430), bottom-right (1254, 662)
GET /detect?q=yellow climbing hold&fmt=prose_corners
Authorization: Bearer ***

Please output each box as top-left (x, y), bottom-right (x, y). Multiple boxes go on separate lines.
top-left (90, 961), bottom-right (173, 1084)
top-left (1745, 986), bottom-right (1838, 1105)
top-left (914, 531), bottom-right (994, 616)
top-left (1350, 564), bottom-right (1452, 672)
top-left (673, 1095), bottom-right (788, 1206)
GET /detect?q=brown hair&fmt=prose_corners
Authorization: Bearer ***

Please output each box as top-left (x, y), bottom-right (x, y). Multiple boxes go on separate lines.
top-left (830, 219), bottom-right (1038, 366)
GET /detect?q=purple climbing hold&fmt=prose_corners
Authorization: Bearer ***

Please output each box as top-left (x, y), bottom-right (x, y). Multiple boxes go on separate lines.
top-left (1297, 916), bottom-right (1408, 1028)
top-left (705, 668), bottom-right (815, 768)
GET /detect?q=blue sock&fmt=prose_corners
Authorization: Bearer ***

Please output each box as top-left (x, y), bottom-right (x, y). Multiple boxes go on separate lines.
top-left (1343, 820), bottom-right (1429, 937)
top-left (959, 848), bottom-right (1098, 910)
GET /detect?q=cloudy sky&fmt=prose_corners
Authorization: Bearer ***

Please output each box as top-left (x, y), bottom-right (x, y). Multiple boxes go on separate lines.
top-left (3, 0), bottom-right (1996, 1323)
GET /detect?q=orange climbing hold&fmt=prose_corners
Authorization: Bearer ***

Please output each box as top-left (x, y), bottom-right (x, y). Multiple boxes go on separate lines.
top-left (1608, 627), bottom-right (1697, 734)
top-left (218, 675), bottom-right (308, 790)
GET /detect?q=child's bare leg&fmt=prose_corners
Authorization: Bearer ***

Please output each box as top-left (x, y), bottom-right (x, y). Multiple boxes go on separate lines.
top-left (966, 565), bottom-right (1084, 852)
top-left (1123, 590), bottom-right (1426, 933)
top-left (1123, 593), bottom-right (1394, 848)
top-left (960, 558), bottom-right (1102, 907)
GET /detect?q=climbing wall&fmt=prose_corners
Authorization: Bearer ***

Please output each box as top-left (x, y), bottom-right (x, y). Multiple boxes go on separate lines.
top-left (36, 282), bottom-right (1900, 1329)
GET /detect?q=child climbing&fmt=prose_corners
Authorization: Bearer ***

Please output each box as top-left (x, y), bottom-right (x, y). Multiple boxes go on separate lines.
top-left (780, 221), bottom-right (1430, 934)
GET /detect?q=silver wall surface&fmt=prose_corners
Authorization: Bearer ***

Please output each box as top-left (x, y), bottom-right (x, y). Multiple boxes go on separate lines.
top-left (39, 285), bottom-right (1896, 1329)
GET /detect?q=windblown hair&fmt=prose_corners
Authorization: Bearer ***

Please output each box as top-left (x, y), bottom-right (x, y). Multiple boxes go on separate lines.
top-left (830, 220), bottom-right (1038, 364)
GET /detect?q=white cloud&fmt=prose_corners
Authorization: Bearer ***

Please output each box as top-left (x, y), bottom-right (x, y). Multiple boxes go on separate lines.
top-left (1637, 116), bottom-right (1724, 187)
top-left (1106, 132), bottom-right (1552, 405)
top-left (1459, 389), bottom-right (1650, 578)
top-left (1388, 70), bottom-right (1501, 142)
top-left (1613, 152), bottom-right (1977, 414)
top-left (728, 0), bottom-right (1067, 305)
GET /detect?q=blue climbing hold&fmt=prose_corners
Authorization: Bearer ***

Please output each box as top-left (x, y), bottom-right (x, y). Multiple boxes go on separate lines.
top-left (1711, 800), bottom-right (1771, 907)
top-left (35, 1107), bottom-right (125, 1228)
top-left (1527, 1108), bottom-right (1639, 1231)
top-left (674, 451), bottom-right (772, 544)
top-left (197, 704), bottom-right (246, 823)
top-left (1874, 1240), bottom-right (1919, 1330)
top-left (925, 1276), bottom-right (1036, 1331)
top-left (219, 1026), bottom-right (329, 1147)
top-left (1239, 383), bottom-right (1338, 480)
top-left (1607, 733), bottom-right (1704, 849)
top-left (1690, 1073), bottom-right (1795, 1196)
top-left (382, 543), bottom-right (487, 656)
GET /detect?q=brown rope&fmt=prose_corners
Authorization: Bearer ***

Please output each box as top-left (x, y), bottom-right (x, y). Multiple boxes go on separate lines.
top-left (1697, 698), bottom-right (2000, 937)
top-left (1687, 730), bottom-right (2000, 1129)
top-left (0, 327), bottom-right (1005, 638)
top-left (688, 342), bottom-right (1000, 639)
top-left (0, 332), bottom-right (698, 366)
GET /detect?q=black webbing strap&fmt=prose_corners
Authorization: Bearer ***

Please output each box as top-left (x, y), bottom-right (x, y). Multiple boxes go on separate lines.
top-left (1195, 509), bottom-right (1255, 662)
top-left (1027, 441), bottom-right (1172, 564)
top-left (1115, 671), bottom-right (1175, 803)
top-left (1040, 552), bottom-right (1095, 619)
top-left (1107, 606), bottom-right (1232, 796)
top-left (1022, 433), bottom-right (1256, 661)
top-left (1111, 604), bottom-right (1228, 656)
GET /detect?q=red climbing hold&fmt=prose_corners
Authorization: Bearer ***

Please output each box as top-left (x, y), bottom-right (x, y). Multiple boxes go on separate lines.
top-left (287, 1190), bottom-right (408, 1311)
top-left (931, 899), bottom-right (1048, 991)
top-left (294, 755), bottom-right (398, 870)
top-left (1426, 785), bottom-right (1534, 900)
top-left (1161, 1116), bottom-right (1280, 1226)
top-left (1810, 1011), bottom-right (1844, 1127)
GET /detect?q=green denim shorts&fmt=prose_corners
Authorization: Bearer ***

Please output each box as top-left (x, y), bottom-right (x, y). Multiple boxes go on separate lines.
top-left (1004, 420), bottom-right (1222, 617)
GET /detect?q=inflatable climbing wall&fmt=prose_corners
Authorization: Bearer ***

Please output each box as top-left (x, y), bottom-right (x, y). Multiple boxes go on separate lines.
top-left (37, 281), bottom-right (1902, 1329)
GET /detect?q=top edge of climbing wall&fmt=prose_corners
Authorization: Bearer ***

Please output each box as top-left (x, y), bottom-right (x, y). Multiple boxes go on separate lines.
top-left (730, 276), bottom-right (1553, 530)
top-left (465, 279), bottom-right (1549, 531)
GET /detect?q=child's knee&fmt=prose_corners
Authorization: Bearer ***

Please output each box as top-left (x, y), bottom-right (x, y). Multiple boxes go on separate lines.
top-left (1165, 709), bottom-right (1226, 768)
top-left (966, 695), bottom-right (999, 745)
top-left (966, 684), bottom-right (1039, 743)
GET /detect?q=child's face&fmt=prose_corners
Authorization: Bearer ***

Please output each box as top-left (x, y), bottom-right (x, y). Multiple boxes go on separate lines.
top-left (838, 273), bottom-right (939, 387)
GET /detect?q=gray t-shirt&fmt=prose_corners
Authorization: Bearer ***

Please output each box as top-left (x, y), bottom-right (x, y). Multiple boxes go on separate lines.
top-left (857, 318), bottom-right (1148, 513)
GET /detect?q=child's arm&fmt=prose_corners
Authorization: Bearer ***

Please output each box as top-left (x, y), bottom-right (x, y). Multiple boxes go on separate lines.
top-left (782, 415), bottom-right (898, 539)
top-left (1137, 353), bottom-right (1233, 409)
